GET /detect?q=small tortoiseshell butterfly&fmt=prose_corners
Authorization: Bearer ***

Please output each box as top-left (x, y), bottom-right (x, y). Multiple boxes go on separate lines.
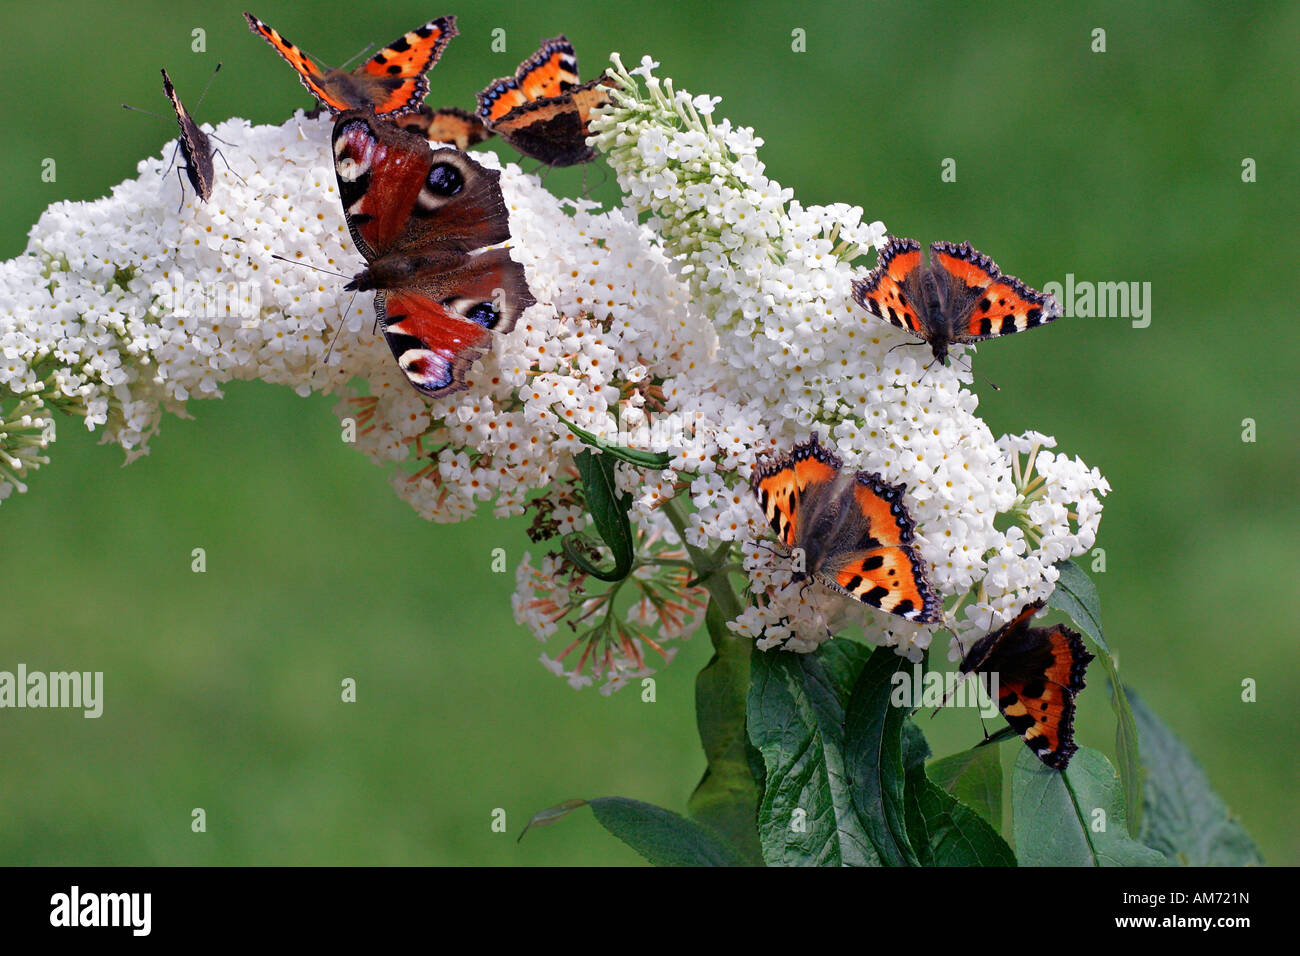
top-left (476, 36), bottom-right (612, 167)
top-left (244, 12), bottom-right (457, 117)
top-left (750, 435), bottom-right (942, 624)
top-left (852, 238), bottom-right (1062, 366)
top-left (392, 105), bottom-right (492, 151)
top-left (160, 68), bottom-right (216, 203)
top-left (958, 600), bottom-right (1093, 770)
top-left (332, 111), bottom-right (535, 397)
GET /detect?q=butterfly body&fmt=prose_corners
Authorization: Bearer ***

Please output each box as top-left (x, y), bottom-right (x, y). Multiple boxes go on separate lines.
top-left (852, 237), bottom-right (1061, 365)
top-left (476, 36), bottom-right (611, 166)
top-left (332, 112), bottom-right (534, 397)
top-left (959, 600), bottom-right (1093, 769)
top-left (245, 12), bottom-right (457, 116)
top-left (750, 436), bottom-right (941, 624)
top-left (159, 68), bottom-right (215, 202)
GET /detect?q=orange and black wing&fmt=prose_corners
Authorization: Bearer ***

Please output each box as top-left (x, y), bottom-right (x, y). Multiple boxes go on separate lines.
top-left (489, 76), bottom-right (612, 167)
top-left (749, 435), bottom-right (841, 548)
top-left (355, 17), bottom-right (458, 116)
top-left (929, 240), bottom-right (1060, 343)
top-left (244, 12), bottom-right (340, 109)
top-left (960, 601), bottom-right (1093, 769)
top-left (817, 471), bottom-right (941, 623)
top-left (393, 105), bottom-right (492, 150)
top-left (245, 13), bottom-right (456, 115)
top-left (477, 36), bottom-right (580, 124)
top-left (821, 545), bottom-right (940, 623)
top-left (852, 236), bottom-right (925, 336)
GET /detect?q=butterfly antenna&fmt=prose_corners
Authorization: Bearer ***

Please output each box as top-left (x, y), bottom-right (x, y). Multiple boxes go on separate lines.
top-left (194, 62), bottom-right (223, 108)
top-left (209, 149), bottom-right (247, 185)
top-left (321, 292), bottom-right (359, 371)
top-left (954, 353), bottom-right (1001, 391)
top-left (270, 254), bottom-right (349, 280)
top-left (339, 42), bottom-right (377, 70)
top-left (121, 103), bottom-right (167, 121)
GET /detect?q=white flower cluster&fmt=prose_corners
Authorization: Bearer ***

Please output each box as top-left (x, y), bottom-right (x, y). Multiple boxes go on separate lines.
top-left (589, 55), bottom-right (1111, 659)
top-left (0, 49), bottom-right (1111, 680)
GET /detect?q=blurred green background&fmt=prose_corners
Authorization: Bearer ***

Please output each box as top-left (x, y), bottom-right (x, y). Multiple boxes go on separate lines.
top-left (1, 0), bottom-right (1295, 865)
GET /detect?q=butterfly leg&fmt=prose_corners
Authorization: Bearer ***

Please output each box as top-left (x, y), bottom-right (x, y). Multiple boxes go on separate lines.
top-left (210, 148), bottom-right (248, 186)
top-left (164, 140), bottom-right (182, 176)
top-left (174, 166), bottom-right (189, 214)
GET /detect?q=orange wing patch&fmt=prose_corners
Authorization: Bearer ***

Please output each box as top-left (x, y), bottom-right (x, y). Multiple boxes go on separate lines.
top-left (852, 237), bottom-right (923, 333)
top-left (961, 277), bottom-right (1059, 339)
top-left (245, 13), bottom-right (456, 116)
top-left (850, 473), bottom-right (918, 549)
top-left (244, 12), bottom-right (337, 104)
top-left (995, 679), bottom-right (1075, 768)
top-left (931, 248), bottom-right (997, 292)
top-left (750, 435), bottom-right (841, 547)
top-left (478, 36), bottom-right (580, 123)
top-left (930, 241), bottom-right (1060, 341)
top-left (393, 106), bottom-right (492, 151)
top-left (360, 17), bottom-right (458, 115)
top-left (825, 546), bottom-right (940, 623)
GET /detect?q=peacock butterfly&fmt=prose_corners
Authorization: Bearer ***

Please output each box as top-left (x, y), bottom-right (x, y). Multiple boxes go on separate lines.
top-left (332, 110), bottom-right (535, 398)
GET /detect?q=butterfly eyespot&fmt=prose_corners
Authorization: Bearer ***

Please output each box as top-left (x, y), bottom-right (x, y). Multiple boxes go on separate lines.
top-left (465, 302), bottom-right (500, 328)
top-left (426, 162), bottom-right (464, 195)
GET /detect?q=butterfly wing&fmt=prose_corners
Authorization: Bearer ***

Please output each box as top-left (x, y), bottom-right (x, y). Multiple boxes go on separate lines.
top-left (333, 112), bottom-right (533, 397)
top-left (960, 602), bottom-right (1092, 769)
top-left (393, 106), bottom-right (492, 151)
top-left (377, 247), bottom-right (533, 397)
top-left (244, 12), bottom-right (349, 111)
top-left (750, 436), bottom-right (842, 547)
top-left (333, 113), bottom-right (510, 262)
top-left (852, 236), bottom-right (927, 339)
top-left (490, 76), bottom-right (612, 167)
top-left (352, 16), bottom-right (458, 116)
top-left (477, 36), bottom-right (580, 125)
top-left (814, 472), bottom-right (941, 623)
top-left (160, 69), bottom-right (214, 201)
top-left (928, 241), bottom-right (1061, 344)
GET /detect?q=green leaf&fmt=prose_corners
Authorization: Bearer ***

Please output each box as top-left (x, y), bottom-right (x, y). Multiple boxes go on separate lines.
top-left (1049, 559), bottom-right (1143, 837)
top-left (588, 797), bottom-right (747, 866)
top-left (903, 722), bottom-right (1015, 866)
top-left (747, 640), bottom-right (879, 866)
top-left (927, 743), bottom-right (1004, 830)
top-left (562, 448), bottom-right (634, 581)
top-left (560, 419), bottom-right (674, 469)
top-left (518, 797), bottom-right (745, 865)
top-left (1128, 689), bottom-right (1264, 865)
top-left (843, 645), bottom-right (922, 866)
top-left (1050, 559), bottom-right (1110, 652)
top-left (687, 599), bottom-right (763, 865)
top-left (1012, 746), bottom-right (1168, 866)
top-left (516, 798), bottom-right (589, 843)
